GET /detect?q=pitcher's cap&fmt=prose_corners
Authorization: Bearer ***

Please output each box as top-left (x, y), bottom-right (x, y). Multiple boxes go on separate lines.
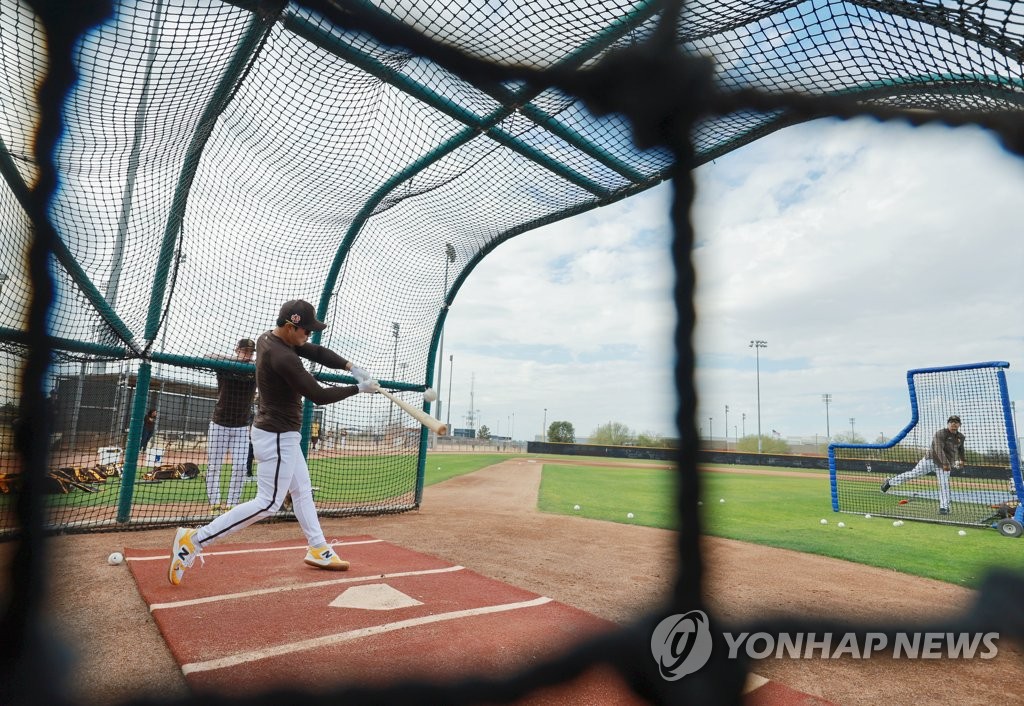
top-left (947, 415), bottom-right (961, 424)
top-left (236, 338), bottom-right (256, 350)
top-left (278, 299), bottom-right (326, 331)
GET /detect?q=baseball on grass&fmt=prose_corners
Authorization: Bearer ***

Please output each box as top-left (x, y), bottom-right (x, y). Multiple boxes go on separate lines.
top-left (893, 520), bottom-right (904, 527)
top-left (627, 512), bottom-right (634, 519)
top-left (864, 514), bottom-right (872, 519)
top-left (958, 530), bottom-right (967, 536)
top-left (573, 504), bottom-right (581, 511)
top-left (423, 388), bottom-right (438, 402)
top-left (719, 498), bottom-right (725, 503)
top-left (837, 522), bottom-right (845, 528)
top-left (107, 551), bottom-right (124, 565)
top-left (820, 519), bottom-right (828, 525)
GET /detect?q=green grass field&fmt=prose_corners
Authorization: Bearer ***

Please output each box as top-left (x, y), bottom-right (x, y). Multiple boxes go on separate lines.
top-left (19, 452), bottom-right (1023, 588)
top-left (534, 462), bottom-right (1024, 588)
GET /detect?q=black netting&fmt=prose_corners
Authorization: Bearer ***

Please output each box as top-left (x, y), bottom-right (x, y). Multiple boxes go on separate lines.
top-left (2, 0), bottom-right (1024, 704)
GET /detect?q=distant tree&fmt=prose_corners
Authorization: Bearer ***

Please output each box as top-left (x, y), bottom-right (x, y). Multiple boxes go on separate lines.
top-left (635, 431), bottom-right (668, 448)
top-left (590, 421), bottom-right (632, 446)
top-left (736, 435), bottom-right (791, 453)
top-left (548, 421), bottom-right (575, 443)
top-left (831, 431), bottom-right (864, 445)
top-left (477, 425), bottom-right (491, 440)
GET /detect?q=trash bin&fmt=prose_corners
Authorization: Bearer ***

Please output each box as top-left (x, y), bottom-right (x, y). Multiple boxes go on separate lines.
top-left (97, 446), bottom-right (122, 465)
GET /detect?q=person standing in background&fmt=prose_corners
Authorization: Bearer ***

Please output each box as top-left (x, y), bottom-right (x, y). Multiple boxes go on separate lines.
top-left (205, 338), bottom-right (257, 512)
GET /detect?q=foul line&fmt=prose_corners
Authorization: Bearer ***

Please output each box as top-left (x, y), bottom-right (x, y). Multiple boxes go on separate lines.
top-left (181, 596), bottom-right (554, 675)
top-left (129, 539), bottom-right (382, 562)
top-left (150, 565), bottom-right (466, 611)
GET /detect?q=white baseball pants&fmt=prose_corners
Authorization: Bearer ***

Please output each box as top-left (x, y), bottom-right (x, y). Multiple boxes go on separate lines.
top-left (205, 421), bottom-right (250, 506)
top-left (194, 427), bottom-right (326, 549)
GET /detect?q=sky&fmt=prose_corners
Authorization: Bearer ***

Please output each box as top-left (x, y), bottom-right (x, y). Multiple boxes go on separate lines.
top-left (439, 117), bottom-right (1024, 443)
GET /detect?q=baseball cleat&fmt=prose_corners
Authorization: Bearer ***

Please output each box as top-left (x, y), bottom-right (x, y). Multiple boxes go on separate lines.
top-left (304, 545), bottom-right (349, 571)
top-left (168, 527), bottom-right (203, 586)
top-left (938, 507), bottom-right (950, 515)
top-left (880, 481), bottom-right (891, 493)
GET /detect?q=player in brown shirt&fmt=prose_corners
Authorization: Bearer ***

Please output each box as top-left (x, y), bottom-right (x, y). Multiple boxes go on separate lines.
top-left (169, 300), bottom-right (378, 585)
top-left (205, 338), bottom-right (257, 511)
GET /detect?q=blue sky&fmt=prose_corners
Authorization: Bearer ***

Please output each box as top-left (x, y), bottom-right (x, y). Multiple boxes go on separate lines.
top-left (440, 117), bottom-right (1024, 443)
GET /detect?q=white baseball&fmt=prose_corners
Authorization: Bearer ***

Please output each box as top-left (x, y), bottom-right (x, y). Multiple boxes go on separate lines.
top-left (719, 498), bottom-right (725, 503)
top-left (837, 522), bottom-right (845, 528)
top-left (573, 504), bottom-right (580, 511)
top-left (107, 552), bottom-right (124, 565)
top-left (423, 388), bottom-right (438, 402)
top-left (958, 530), bottom-right (967, 536)
top-left (820, 519), bottom-right (828, 525)
top-left (627, 512), bottom-right (634, 519)
top-left (864, 514), bottom-right (872, 519)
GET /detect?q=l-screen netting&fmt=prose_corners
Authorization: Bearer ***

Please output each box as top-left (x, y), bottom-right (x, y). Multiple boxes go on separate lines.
top-left (831, 363), bottom-right (1022, 526)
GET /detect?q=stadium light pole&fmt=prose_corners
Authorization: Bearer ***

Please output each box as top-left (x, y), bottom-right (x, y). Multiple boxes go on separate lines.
top-left (543, 408), bottom-right (547, 442)
top-left (850, 417), bottom-right (856, 439)
top-left (389, 322), bottom-right (399, 426)
top-left (750, 340), bottom-right (767, 453)
top-left (709, 417), bottom-right (713, 447)
top-left (742, 412), bottom-right (746, 438)
top-left (446, 354), bottom-right (453, 430)
top-left (822, 393), bottom-right (832, 441)
top-left (724, 405), bottom-right (729, 450)
top-left (436, 242), bottom-right (457, 425)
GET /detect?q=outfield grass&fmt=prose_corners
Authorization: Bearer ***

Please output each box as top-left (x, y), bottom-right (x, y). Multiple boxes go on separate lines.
top-left (537, 462), bottom-right (1024, 588)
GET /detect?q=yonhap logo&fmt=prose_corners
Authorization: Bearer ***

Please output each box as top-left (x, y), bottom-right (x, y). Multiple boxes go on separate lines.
top-left (651, 610), bottom-right (713, 680)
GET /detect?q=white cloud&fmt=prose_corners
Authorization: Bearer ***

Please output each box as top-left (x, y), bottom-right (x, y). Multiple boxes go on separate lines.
top-left (444, 116), bottom-right (1024, 445)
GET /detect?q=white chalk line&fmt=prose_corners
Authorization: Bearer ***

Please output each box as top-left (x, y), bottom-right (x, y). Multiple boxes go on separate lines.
top-left (129, 538), bottom-right (382, 562)
top-left (181, 596), bottom-right (554, 675)
top-left (150, 565), bottom-right (466, 611)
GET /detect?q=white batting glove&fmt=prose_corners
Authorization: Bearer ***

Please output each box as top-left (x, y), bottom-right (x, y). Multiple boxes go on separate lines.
top-left (350, 365), bottom-right (371, 383)
top-left (357, 379), bottom-right (380, 394)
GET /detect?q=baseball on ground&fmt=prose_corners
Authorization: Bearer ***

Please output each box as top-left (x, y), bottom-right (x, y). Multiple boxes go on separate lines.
top-left (107, 552), bottom-right (124, 565)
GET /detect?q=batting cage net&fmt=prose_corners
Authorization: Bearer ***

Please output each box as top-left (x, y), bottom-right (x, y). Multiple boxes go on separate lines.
top-left (830, 362), bottom-right (1022, 527)
top-left (3, 0), bottom-right (1024, 704)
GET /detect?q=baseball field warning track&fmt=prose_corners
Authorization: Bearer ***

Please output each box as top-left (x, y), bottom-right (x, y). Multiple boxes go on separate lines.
top-left (124, 535), bottom-right (640, 700)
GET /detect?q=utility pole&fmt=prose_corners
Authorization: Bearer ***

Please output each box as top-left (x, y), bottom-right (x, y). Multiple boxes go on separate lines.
top-left (750, 340), bottom-right (767, 453)
top-left (822, 393), bottom-right (832, 440)
top-left (724, 405), bottom-right (729, 450)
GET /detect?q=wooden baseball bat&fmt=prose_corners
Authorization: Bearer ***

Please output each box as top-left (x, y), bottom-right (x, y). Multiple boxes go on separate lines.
top-left (379, 389), bottom-right (449, 436)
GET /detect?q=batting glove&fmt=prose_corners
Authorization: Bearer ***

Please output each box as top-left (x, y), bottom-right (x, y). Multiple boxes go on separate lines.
top-left (357, 380), bottom-right (380, 394)
top-left (350, 365), bottom-right (372, 383)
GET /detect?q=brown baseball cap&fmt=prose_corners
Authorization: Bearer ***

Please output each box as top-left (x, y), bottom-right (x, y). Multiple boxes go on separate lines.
top-left (236, 338), bottom-right (256, 350)
top-left (278, 299), bottom-right (327, 331)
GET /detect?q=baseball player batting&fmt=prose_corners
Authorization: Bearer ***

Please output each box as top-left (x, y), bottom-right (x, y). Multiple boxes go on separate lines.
top-left (168, 299), bottom-right (379, 585)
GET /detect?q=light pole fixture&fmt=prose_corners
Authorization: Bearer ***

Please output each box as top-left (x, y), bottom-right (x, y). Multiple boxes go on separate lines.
top-left (724, 405), bottom-right (729, 450)
top-left (822, 393), bottom-right (832, 440)
top-left (709, 417), bottom-right (713, 445)
top-left (389, 322), bottom-right (400, 426)
top-left (850, 417), bottom-right (856, 439)
top-left (543, 407), bottom-right (547, 442)
top-left (750, 340), bottom-right (767, 453)
top-left (436, 242), bottom-right (457, 425)
top-left (742, 412), bottom-right (746, 438)
top-left (446, 354), bottom-right (453, 429)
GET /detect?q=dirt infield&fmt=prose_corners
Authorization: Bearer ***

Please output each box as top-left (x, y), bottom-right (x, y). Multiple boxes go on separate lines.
top-left (8, 458), bottom-right (1024, 704)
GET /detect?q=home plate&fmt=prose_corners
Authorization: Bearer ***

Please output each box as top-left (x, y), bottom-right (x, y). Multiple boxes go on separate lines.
top-left (330, 583), bottom-right (423, 610)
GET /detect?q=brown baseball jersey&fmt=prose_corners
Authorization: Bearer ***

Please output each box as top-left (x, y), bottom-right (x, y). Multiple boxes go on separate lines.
top-left (253, 331), bottom-right (358, 433)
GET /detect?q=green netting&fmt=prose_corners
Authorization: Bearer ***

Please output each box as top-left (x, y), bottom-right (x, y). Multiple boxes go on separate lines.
top-left (1, 0), bottom-right (1022, 537)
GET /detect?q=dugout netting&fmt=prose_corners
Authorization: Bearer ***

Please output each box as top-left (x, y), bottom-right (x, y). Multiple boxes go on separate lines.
top-left (3, 0), bottom-right (1024, 704)
top-left (830, 362), bottom-right (1023, 527)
